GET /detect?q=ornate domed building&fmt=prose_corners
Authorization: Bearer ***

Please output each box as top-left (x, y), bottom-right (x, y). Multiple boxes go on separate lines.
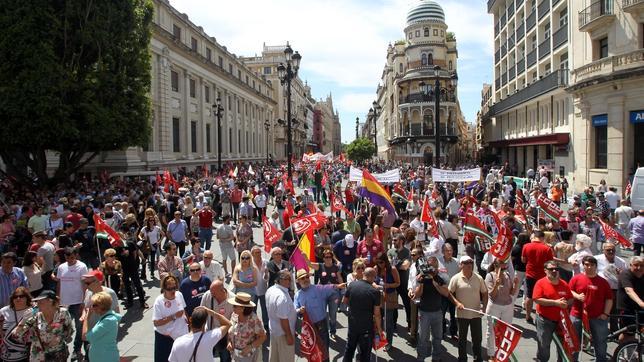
top-left (364, 0), bottom-right (470, 165)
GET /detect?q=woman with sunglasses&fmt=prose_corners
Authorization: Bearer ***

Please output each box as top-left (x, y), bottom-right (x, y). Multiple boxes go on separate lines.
top-left (374, 252), bottom-right (400, 351)
top-left (82, 291), bottom-right (122, 362)
top-left (152, 275), bottom-right (188, 362)
top-left (99, 248), bottom-right (123, 298)
top-left (138, 216), bottom-right (164, 279)
top-left (0, 287), bottom-right (32, 362)
top-left (346, 258), bottom-right (366, 287)
top-left (232, 250), bottom-right (258, 303)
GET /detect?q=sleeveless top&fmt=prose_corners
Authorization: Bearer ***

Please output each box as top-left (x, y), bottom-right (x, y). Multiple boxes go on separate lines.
top-left (235, 267), bottom-right (256, 297)
top-left (315, 263), bottom-right (340, 285)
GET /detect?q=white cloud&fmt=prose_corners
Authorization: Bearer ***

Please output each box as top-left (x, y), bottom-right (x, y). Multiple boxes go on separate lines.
top-left (336, 93), bottom-right (379, 114)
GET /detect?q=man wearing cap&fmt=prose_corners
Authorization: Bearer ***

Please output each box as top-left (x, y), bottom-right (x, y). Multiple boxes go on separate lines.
top-left (200, 279), bottom-right (234, 361)
top-left (0, 252), bottom-right (28, 308)
top-left (265, 269), bottom-right (297, 362)
top-left (55, 247), bottom-right (88, 361)
top-left (334, 234), bottom-right (357, 281)
top-left (628, 209), bottom-right (644, 256)
top-left (342, 267), bottom-right (382, 362)
top-left (448, 255), bottom-right (487, 362)
top-left (80, 270), bottom-right (119, 357)
top-left (295, 269), bottom-right (346, 361)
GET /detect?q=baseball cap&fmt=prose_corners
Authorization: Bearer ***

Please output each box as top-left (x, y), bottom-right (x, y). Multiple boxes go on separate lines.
top-left (82, 270), bottom-right (104, 283)
top-left (344, 234), bottom-right (355, 248)
top-left (33, 290), bottom-right (58, 302)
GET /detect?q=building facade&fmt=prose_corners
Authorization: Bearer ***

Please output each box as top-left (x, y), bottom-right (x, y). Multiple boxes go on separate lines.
top-left (567, 0), bottom-right (644, 193)
top-left (369, 0), bottom-right (468, 166)
top-left (314, 95), bottom-right (340, 154)
top-left (484, 0), bottom-right (573, 180)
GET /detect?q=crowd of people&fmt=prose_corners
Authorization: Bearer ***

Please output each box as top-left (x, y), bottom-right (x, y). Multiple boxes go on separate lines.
top-left (0, 159), bottom-right (642, 362)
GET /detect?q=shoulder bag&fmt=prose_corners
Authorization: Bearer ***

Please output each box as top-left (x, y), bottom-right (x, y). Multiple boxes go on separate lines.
top-left (0, 309), bottom-right (29, 361)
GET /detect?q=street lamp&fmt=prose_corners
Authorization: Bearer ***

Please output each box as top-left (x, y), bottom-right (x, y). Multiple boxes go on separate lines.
top-left (418, 65), bottom-right (458, 167)
top-left (370, 101), bottom-right (381, 158)
top-left (355, 117), bottom-right (359, 140)
top-left (277, 43), bottom-right (301, 180)
top-left (212, 98), bottom-right (225, 172)
top-left (264, 120), bottom-right (270, 165)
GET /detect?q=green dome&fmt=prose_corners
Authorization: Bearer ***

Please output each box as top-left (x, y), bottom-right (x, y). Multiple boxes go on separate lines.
top-left (406, 0), bottom-right (445, 25)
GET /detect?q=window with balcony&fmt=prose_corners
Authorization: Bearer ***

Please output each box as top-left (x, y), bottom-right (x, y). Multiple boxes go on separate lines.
top-left (191, 37), bottom-right (197, 52)
top-left (172, 24), bottom-right (181, 40)
top-left (416, 30), bottom-right (420, 37)
top-left (229, 64), bottom-right (233, 73)
top-left (206, 124), bottom-right (211, 153)
top-left (206, 48), bottom-right (211, 61)
top-left (189, 79), bottom-right (196, 98)
top-left (229, 129), bottom-right (233, 153)
top-left (219, 56), bottom-right (224, 67)
top-left (449, 60), bottom-right (453, 70)
top-left (191, 121), bottom-right (197, 153)
top-left (171, 70), bottom-right (179, 92)
top-left (560, 52), bottom-right (568, 69)
top-left (544, 23), bottom-right (551, 39)
top-left (434, 29), bottom-right (439, 36)
top-left (595, 37), bottom-right (609, 59)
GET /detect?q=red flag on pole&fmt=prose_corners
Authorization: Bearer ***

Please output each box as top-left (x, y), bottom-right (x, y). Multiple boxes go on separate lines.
top-left (262, 216), bottom-right (281, 253)
top-left (93, 214), bottom-right (122, 247)
top-left (420, 197), bottom-right (439, 238)
top-left (299, 311), bottom-right (327, 362)
top-left (407, 189), bottom-right (414, 202)
top-left (331, 193), bottom-right (349, 214)
top-left (554, 309), bottom-right (581, 361)
top-left (598, 219), bottom-right (633, 248)
top-left (291, 212), bottom-right (327, 236)
top-left (492, 319), bottom-right (522, 362)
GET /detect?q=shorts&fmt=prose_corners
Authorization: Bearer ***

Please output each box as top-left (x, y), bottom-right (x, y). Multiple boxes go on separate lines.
top-left (219, 243), bottom-right (236, 262)
top-left (525, 277), bottom-right (537, 299)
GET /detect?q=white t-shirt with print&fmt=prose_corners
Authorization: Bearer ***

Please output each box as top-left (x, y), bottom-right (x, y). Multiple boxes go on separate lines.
top-left (152, 292), bottom-right (189, 339)
top-left (168, 328), bottom-right (223, 362)
top-left (58, 261), bottom-right (88, 305)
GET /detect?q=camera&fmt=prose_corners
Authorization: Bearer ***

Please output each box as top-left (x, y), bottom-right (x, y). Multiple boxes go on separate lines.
top-left (417, 257), bottom-right (437, 279)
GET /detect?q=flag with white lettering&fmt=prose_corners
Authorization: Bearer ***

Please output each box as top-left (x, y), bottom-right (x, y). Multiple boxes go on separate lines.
top-left (492, 318), bottom-right (522, 362)
top-left (598, 219), bottom-right (633, 248)
top-left (553, 309), bottom-right (580, 362)
top-left (262, 216), bottom-right (281, 253)
top-left (537, 193), bottom-right (563, 221)
top-left (299, 310), bottom-right (327, 362)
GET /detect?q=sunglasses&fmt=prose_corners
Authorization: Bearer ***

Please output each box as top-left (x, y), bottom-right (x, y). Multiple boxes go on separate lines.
top-left (204, 256), bottom-right (213, 259)
top-left (165, 286), bottom-right (177, 291)
top-left (241, 256), bottom-right (251, 260)
top-left (604, 249), bottom-right (615, 252)
top-left (189, 268), bottom-right (201, 272)
top-left (13, 295), bottom-right (27, 299)
top-left (546, 267), bottom-right (559, 272)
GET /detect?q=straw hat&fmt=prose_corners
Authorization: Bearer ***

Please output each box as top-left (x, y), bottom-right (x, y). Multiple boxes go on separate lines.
top-left (227, 292), bottom-right (256, 308)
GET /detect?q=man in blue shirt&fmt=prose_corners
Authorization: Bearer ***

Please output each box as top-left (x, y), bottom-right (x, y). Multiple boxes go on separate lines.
top-left (333, 234), bottom-right (357, 280)
top-left (0, 252), bottom-right (28, 308)
top-left (294, 269), bottom-right (346, 361)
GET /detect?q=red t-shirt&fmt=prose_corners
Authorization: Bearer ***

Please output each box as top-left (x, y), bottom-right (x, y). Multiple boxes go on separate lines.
top-left (65, 212), bottom-right (83, 231)
top-left (533, 277), bottom-right (573, 321)
top-left (357, 239), bottom-right (384, 267)
top-left (197, 210), bottom-right (214, 228)
top-left (345, 189), bottom-right (354, 203)
top-left (568, 274), bottom-right (612, 319)
top-left (522, 241), bottom-right (554, 279)
top-left (231, 189), bottom-right (243, 203)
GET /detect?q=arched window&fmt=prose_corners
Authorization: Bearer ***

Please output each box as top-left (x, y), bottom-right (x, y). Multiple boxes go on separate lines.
top-left (424, 27), bottom-right (430, 37)
top-left (428, 53), bottom-right (433, 65)
top-left (448, 60), bottom-right (453, 70)
top-left (421, 53), bottom-right (428, 66)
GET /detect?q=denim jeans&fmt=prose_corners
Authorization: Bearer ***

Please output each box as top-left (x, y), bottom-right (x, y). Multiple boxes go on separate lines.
top-left (257, 294), bottom-right (269, 329)
top-left (199, 227), bottom-right (213, 250)
top-left (441, 296), bottom-right (457, 336)
top-left (536, 314), bottom-right (559, 362)
top-left (327, 291), bottom-right (339, 335)
top-left (67, 304), bottom-right (83, 352)
top-left (417, 310), bottom-right (444, 360)
top-left (383, 306), bottom-right (396, 345)
top-left (571, 316), bottom-right (609, 362)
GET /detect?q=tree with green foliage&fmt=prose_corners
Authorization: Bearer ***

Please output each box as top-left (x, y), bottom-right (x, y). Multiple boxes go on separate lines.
top-left (346, 138), bottom-right (376, 163)
top-left (0, 0), bottom-right (154, 187)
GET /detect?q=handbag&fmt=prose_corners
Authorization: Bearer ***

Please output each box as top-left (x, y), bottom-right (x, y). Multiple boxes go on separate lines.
top-left (0, 309), bottom-right (29, 361)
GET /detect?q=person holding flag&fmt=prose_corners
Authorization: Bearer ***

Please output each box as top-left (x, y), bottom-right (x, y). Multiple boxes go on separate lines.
top-left (484, 258), bottom-right (520, 359)
top-left (532, 260), bottom-right (574, 362)
top-left (569, 255), bottom-right (613, 362)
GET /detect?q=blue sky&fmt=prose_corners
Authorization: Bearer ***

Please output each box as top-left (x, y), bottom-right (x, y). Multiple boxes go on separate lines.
top-left (171, 0), bottom-right (493, 143)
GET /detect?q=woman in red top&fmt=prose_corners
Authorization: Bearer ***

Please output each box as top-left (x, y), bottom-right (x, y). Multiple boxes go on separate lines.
top-left (344, 185), bottom-right (355, 213)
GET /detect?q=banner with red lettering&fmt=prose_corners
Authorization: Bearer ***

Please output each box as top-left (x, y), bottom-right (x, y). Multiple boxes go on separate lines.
top-left (553, 309), bottom-right (580, 362)
top-left (598, 219), bottom-right (633, 248)
top-left (299, 311), bottom-right (327, 362)
top-left (537, 193), bottom-right (563, 221)
top-left (493, 318), bottom-right (522, 362)
top-left (262, 216), bottom-right (281, 253)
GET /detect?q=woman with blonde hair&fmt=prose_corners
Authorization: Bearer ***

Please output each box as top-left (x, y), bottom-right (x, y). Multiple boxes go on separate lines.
top-left (232, 250), bottom-right (258, 302)
top-left (346, 258), bottom-right (366, 286)
top-left (99, 248), bottom-right (123, 297)
top-left (82, 292), bottom-right (122, 362)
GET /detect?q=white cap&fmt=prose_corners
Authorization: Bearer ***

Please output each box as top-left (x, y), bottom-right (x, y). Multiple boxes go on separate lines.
top-left (459, 255), bottom-right (474, 264)
top-left (344, 234), bottom-right (355, 248)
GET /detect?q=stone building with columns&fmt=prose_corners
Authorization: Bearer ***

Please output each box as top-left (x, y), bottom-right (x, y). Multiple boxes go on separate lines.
top-left (75, 0), bottom-right (277, 174)
top-left (369, 0), bottom-right (468, 165)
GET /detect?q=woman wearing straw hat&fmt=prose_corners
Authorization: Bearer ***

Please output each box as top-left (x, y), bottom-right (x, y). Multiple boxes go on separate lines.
top-left (226, 292), bottom-right (266, 362)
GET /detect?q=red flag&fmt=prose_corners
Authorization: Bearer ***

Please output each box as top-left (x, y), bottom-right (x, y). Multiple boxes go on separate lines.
top-left (291, 212), bottom-right (327, 236)
top-left (490, 223), bottom-right (514, 261)
top-left (307, 202), bottom-right (318, 214)
top-left (315, 160), bottom-right (322, 171)
top-left (263, 216), bottom-right (281, 253)
top-left (299, 311), bottom-right (327, 362)
top-left (93, 214), bottom-right (122, 247)
top-left (322, 172), bottom-right (328, 188)
top-left (493, 319), bottom-right (522, 362)
top-left (537, 193), bottom-right (563, 221)
top-left (407, 189), bottom-right (414, 202)
top-left (372, 330), bottom-right (388, 351)
top-left (156, 170), bottom-right (162, 186)
top-left (599, 219), bottom-right (633, 248)
top-left (163, 170), bottom-right (172, 192)
top-left (420, 197), bottom-right (439, 238)
top-left (285, 200), bottom-right (296, 220)
top-left (464, 212), bottom-right (495, 242)
top-left (555, 309), bottom-right (580, 360)
top-left (514, 199), bottom-right (528, 225)
top-left (331, 193), bottom-right (349, 214)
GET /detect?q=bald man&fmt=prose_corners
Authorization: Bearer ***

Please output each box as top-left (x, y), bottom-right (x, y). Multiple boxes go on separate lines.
top-left (342, 267), bottom-right (382, 362)
top-left (200, 280), bottom-right (233, 362)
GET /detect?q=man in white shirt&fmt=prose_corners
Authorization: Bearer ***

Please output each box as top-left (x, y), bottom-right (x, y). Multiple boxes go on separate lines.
top-left (605, 187), bottom-right (620, 214)
top-left (265, 269), bottom-right (297, 362)
top-left (168, 306), bottom-right (231, 362)
top-left (594, 241), bottom-right (627, 331)
top-left (410, 215), bottom-right (426, 242)
top-left (539, 174), bottom-right (550, 192)
top-left (254, 192), bottom-right (267, 223)
top-left (199, 250), bottom-right (224, 282)
top-left (615, 199), bottom-right (635, 237)
top-left (446, 197), bottom-right (460, 216)
top-left (56, 247), bottom-right (88, 360)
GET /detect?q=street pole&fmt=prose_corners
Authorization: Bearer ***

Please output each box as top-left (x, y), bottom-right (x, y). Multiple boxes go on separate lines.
top-left (287, 78), bottom-right (293, 180)
top-left (265, 120), bottom-right (270, 165)
top-left (434, 66), bottom-right (441, 168)
top-left (355, 117), bottom-right (359, 140)
top-left (214, 99), bottom-right (223, 172)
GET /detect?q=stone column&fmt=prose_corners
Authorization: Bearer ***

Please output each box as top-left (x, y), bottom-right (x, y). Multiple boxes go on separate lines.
top-left (607, 95), bottom-right (625, 188)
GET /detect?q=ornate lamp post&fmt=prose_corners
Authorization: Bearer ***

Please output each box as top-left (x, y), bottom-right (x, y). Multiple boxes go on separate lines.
top-left (212, 98), bottom-right (224, 172)
top-left (264, 120), bottom-right (270, 164)
top-left (355, 117), bottom-right (359, 140)
top-left (370, 101), bottom-right (381, 158)
top-left (276, 43), bottom-right (301, 180)
top-left (419, 65), bottom-right (458, 167)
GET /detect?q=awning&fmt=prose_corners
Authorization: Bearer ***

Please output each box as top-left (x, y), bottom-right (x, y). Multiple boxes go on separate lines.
top-left (487, 133), bottom-right (570, 148)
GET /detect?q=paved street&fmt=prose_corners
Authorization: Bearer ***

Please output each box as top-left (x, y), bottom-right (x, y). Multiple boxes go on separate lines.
top-left (115, 202), bottom-right (620, 361)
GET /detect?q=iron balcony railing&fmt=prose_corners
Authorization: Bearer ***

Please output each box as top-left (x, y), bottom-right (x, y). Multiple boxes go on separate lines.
top-left (539, 38), bottom-right (551, 59)
top-left (488, 69), bottom-right (569, 116)
top-left (526, 11), bottom-right (537, 31)
top-left (538, 0), bottom-right (550, 20)
top-left (517, 58), bottom-right (526, 74)
top-left (527, 48), bottom-right (537, 67)
top-left (623, 0), bottom-right (644, 7)
top-left (396, 126), bottom-right (458, 138)
top-left (579, 0), bottom-right (614, 29)
top-left (400, 91), bottom-right (457, 104)
top-left (553, 26), bottom-right (568, 49)
top-left (517, 23), bottom-right (525, 40)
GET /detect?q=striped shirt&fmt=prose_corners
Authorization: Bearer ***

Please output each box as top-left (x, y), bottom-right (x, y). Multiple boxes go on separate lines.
top-left (0, 267), bottom-right (28, 308)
